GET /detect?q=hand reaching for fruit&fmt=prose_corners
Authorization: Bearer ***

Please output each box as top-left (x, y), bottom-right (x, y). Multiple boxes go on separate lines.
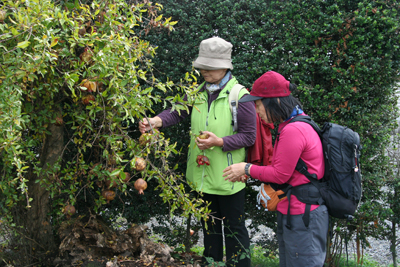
top-left (139, 116), bottom-right (163, 133)
top-left (195, 131), bottom-right (223, 150)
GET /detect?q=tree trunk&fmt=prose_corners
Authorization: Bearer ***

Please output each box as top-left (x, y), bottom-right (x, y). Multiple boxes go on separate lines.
top-left (391, 220), bottom-right (397, 267)
top-left (22, 119), bottom-right (64, 260)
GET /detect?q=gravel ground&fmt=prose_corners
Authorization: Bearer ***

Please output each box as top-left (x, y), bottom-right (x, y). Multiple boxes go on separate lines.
top-left (189, 220), bottom-right (399, 267)
top-left (346, 234), bottom-right (399, 266)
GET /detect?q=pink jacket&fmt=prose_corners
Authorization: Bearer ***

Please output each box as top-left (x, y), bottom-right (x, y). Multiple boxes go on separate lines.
top-left (250, 115), bottom-right (325, 215)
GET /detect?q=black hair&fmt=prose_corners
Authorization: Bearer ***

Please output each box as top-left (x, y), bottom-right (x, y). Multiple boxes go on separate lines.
top-left (261, 83), bottom-right (303, 122)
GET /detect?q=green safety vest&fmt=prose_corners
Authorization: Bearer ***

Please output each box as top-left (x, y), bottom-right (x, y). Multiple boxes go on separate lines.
top-left (186, 77), bottom-right (249, 195)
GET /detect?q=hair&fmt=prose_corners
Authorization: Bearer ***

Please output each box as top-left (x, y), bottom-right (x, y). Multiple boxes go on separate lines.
top-left (261, 83), bottom-right (303, 122)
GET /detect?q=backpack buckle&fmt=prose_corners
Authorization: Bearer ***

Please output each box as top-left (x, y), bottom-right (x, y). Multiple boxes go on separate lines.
top-left (298, 165), bottom-right (308, 175)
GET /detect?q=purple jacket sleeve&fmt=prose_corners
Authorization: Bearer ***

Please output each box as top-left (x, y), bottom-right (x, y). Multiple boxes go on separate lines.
top-left (157, 94), bottom-right (192, 128)
top-left (157, 106), bottom-right (191, 128)
top-left (221, 99), bottom-right (257, 152)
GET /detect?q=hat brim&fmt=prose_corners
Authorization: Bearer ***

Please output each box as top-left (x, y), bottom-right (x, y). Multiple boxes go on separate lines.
top-left (193, 56), bottom-right (233, 70)
top-left (238, 94), bottom-right (263, 103)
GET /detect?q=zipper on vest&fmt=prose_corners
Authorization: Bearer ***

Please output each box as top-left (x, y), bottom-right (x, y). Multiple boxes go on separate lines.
top-left (227, 152), bottom-right (235, 189)
top-left (200, 107), bottom-right (209, 190)
top-left (200, 163), bottom-right (205, 190)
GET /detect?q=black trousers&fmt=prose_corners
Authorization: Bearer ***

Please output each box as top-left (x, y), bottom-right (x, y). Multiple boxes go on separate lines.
top-left (201, 188), bottom-right (251, 267)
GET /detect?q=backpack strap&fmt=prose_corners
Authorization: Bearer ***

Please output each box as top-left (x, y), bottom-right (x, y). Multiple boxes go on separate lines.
top-left (228, 84), bottom-right (246, 132)
top-left (281, 115), bottom-right (324, 228)
top-left (289, 115), bottom-right (322, 137)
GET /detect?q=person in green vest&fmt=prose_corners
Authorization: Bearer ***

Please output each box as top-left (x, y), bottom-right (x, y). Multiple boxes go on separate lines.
top-left (139, 37), bottom-right (257, 267)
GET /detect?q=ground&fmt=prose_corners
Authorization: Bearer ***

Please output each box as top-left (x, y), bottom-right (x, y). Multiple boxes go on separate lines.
top-left (74, 252), bottom-right (202, 267)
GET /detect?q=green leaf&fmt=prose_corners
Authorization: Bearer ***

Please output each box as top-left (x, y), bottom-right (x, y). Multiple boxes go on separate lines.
top-left (17, 41), bottom-right (30, 49)
top-left (11, 28), bottom-right (19, 36)
top-left (111, 169), bottom-right (120, 177)
top-left (50, 38), bottom-right (59, 47)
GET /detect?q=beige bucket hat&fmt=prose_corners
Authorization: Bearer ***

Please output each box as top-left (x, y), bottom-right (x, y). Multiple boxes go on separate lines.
top-left (193, 37), bottom-right (233, 70)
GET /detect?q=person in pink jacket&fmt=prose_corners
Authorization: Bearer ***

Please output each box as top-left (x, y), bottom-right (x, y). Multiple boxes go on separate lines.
top-left (223, 71), bottom-right (329, 267)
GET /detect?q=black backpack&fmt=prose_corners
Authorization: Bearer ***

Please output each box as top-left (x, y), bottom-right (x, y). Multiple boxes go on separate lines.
top-left (287, 115), bottom-right (362, 222)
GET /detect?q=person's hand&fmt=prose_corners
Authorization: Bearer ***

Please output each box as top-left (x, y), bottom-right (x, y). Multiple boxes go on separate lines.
top-left (139, 117), bottom-right (162, 133)
top-left (223, 162), bottom-right (248, 183)
top-left (195, 131), bottom-right (223, 150)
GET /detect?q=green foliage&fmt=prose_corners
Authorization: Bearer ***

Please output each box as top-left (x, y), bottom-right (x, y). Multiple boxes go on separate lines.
top-left (0, 0), bottom-right (209, 262)
top-left (250, 245), bottom-right (280, 267)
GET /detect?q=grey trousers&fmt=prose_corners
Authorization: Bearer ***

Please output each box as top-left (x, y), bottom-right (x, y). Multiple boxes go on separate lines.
top-left (277, 205), bottom-right (329, 267)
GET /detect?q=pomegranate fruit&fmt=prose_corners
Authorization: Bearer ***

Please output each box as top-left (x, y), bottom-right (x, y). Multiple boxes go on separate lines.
top-left (134, 157), bottom-right (146, 171)
top-left (54, 116), bottom-right (64, 126)
top-left (78, 27), bottom-right (86, 36)
top-left (121, 172), bottom-right (131, 183)
top-left (0, 10), bottom-right (7, 23)
top-left (80, 47), bottom-right (94, 64)
top-left (64, 204), bottom-right (76, 217)
top-left (139, 133), bottom-right (152, 146)
top-left (82, 94), bottom-right (95, 105)
top-left (96, 81), bottom-right (104, 92)
top-left (86, 26), bottom-right (97, 34)
top-left (190, 229), bottom-right (195, 236)
top-left (102, 189), bottom-right (116, 203)
top-left (81, 79), bottom-right (97, 92)
top-left (198, 131), bottom-right (209, 139)
top-left (134, 178), bottom-right (147, 195)
top-left (196, 155), bottom-right (210, 167)
top-left (139, 129), bottom-right (159, 146)
top-left (105, 177), bottom-right (117, 188)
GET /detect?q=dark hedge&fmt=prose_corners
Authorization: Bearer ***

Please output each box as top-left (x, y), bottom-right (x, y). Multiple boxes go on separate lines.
top-left (142, 0), bottom-right (400, 254)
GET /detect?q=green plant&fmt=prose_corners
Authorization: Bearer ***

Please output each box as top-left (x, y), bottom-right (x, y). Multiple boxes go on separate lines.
top-left (0, 0), bottom-right (209, 264)
top-left (190, 245), bottom-right (204, 256)
top-left (250, 245), bottom-right (280, 267)
top-left (337, 254), bottom-right (382, 267)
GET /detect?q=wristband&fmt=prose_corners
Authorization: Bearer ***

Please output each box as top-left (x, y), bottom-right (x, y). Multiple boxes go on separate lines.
top-left (244, 163), bottom-right (252, 177)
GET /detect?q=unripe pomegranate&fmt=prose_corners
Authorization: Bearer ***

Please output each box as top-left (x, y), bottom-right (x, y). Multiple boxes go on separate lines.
top-left (82, 94), bottom-right (95, 105)
top-left (64, 205), bottom-right (76, 217)
top-left (134, 157), bottom-right (146, 171)
top-left (198, 131), bottom-right (209, 139)
top-left (134, 178), bottom-right (147, 195)
top-left (102, 189), bottom-right (116, 203)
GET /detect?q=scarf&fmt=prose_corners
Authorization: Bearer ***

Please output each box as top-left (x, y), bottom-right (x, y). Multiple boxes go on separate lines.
top-left (205, 71), bottom-right (231, 93)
